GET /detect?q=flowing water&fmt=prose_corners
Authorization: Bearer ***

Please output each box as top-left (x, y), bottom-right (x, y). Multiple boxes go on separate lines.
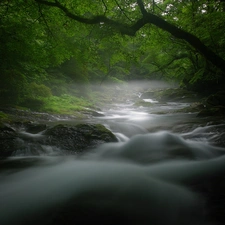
top-left (1, 87), bottom-right (225, 225)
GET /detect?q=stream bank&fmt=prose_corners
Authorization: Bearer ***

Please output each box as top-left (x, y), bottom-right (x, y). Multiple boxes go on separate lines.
top-left (1, 87), bottom-right (225, 157)
top-left (1, 87), bottom-right (225, 225)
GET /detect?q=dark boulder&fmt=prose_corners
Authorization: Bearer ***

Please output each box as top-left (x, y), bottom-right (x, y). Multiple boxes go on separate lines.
top-left (206, 91), bottom-right (225, 107)
top-left (198, 91), bottom-right (225, 117)
top-left (0, 122), bottom-right (118, 157)
top-left (44, 123), bottom-right (118, 153)
top-left (0, 123), bottom-right (18, 157)
top-left (26, 123), bottom-right (47, 134)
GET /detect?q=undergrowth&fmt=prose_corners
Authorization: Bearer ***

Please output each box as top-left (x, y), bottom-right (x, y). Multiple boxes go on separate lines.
top-left (41, 94), bottom-right (94, 114)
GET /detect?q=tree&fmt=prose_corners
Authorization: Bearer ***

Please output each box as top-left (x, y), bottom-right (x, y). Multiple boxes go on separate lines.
top-left (34, 0), bottom-right (225, 74)
top-left (1, 0), bottom-right (225, 106)
top-left (158, 0), bottom-right (225, 88)
top-left (0, 0), bottom-right (101, 103)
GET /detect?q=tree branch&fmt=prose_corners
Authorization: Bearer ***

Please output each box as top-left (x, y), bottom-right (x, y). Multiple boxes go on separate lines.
top-left (34, 0), bottom-right (225, 73)
top-left (136, 0), bottom-right (148, 16)
top-left (37, 4), bottom-right (54, 38)
top-left (34, 0), bottom-right (103, 24)
top-left (143, 12), bottom-right (225, 72)
top-left (34, 0), bottom-right (139, 35)
top-left (114, 0), bottom-right (133, 22)
top-left (151, 53), bottom-right (189, 74)
top-left (101, 0), bottom-right (108, 15)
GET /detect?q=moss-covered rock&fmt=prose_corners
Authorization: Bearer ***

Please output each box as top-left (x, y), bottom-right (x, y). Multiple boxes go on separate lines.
top-left (44, 123), bottom-right (117, 153)
top-left (0, 118), bottom-right (118, 157)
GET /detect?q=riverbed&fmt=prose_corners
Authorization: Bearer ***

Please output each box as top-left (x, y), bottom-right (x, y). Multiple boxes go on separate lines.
top-left (1, 86), bottom-right (225, 225)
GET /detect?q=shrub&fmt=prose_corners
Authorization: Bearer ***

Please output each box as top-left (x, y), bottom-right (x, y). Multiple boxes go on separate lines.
top-left (20, 98), bottom-right (45, 111)
top-left (0, 70), bottom-right (27, 105)
top-left (29, 82), bottom-right (52, 98)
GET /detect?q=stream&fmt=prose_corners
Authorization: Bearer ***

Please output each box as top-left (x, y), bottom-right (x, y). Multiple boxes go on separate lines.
top-left (1, 86), bottom-right (225, 225)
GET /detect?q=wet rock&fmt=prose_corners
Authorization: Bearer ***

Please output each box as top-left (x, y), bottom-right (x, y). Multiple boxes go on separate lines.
top-left (197, 107), bottom-right (225, 117)
top-left (8, 121), bottom-right (47, 134)
top-left (134, 100), bottom-right (153, 107)
top-left (26, 123), bottom-right (47, 134)
top-left (174, 102), bottom-right (205, 113)
top-left (206, 91), bottom-right (225, 107)
top-left (44, 123), bottom-right (118, 153)
top-left (0, 121), bottom-right (118, 157)
top-left (142, 88), bottom-right (200, 103)
top-left (0, 123), bottom-right (18, 157)
top-left (82, 110), bottom-right (105, 117)
top-left (141, 91), bottom-right (155, 99)
top-left (198, 91), bottom-right (225, 117)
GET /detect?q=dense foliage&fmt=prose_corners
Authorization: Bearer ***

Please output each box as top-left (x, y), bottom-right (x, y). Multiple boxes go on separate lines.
top-left (1, 0), bottom-right (225, 111)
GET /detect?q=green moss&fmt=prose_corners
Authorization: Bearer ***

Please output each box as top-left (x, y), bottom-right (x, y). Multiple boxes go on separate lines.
top-left (0, 111), bottom-right (9, 122)
top-left (41, 95), bottom-right (94, 115)
top-left (75, 123), bottom-right (117, 141)
top-left (29, 82), bottom-right (52, 98)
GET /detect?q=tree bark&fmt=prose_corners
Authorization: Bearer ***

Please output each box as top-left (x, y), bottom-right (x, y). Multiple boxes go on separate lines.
top-left (34, 0), bottom-right (225, 73)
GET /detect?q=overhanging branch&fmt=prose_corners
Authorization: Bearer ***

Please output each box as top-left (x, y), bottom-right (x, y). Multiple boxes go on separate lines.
top-left (136, 0), bottom-right (148, 16)
top-left (34, 0), bottom-right (225, 73)
top-left (34, 0), bottom-right (142, 35)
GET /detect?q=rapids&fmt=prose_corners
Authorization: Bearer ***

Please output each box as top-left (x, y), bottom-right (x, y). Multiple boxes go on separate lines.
top-left (1, 86), bottom-right (225, 225)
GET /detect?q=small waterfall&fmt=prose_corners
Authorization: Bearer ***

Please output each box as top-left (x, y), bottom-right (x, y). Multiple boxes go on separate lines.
top-left (11, 130), bottom-right (63, 156)
top-left (1, 88), bottom-right (225, 225)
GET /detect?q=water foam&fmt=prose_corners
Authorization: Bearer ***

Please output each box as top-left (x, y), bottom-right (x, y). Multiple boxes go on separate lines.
top-left (1, 131), bottom-right (225, 225)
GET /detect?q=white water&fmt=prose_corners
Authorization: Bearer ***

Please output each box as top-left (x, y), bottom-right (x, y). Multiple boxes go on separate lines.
top-left (0, 157), bottom-right (209, 225)
top-left (1, 91), bottom-right (225, 225)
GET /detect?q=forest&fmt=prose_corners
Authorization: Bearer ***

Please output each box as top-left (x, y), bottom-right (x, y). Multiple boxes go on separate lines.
top-left (1, 0), bottom-right (225, 114)
top-left (2, 2), bottom-right (225, 225)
